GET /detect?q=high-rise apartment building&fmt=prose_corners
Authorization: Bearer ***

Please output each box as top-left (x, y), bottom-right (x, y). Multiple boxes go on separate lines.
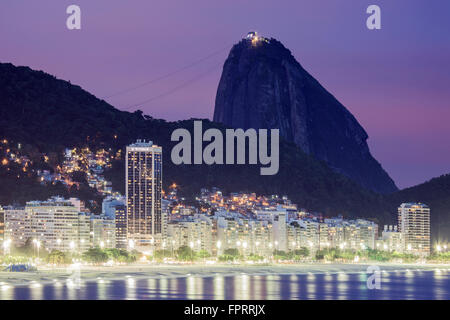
top-left (4, 206), bottom-right (27, 247)
top-left (0, 206), bottom-right (4, 242)
top-left (126, 140), bottom-right (162, 249)
top-left (114, 204), bottom-right (127, 249)
top-left (398, 203), bottom-right (430, 256)
top-left (90, 215), bottom-right (116, 249)
top-left (25, 197), bottom-right (90, 252)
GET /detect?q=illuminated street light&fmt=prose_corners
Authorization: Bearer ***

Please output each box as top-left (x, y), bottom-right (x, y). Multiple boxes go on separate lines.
top-left (3, 239), bottom-right (11, 255)
top-left (189, 241), bottom-right (194, 261)
top-left (34, 240), bottom-right (41, 261)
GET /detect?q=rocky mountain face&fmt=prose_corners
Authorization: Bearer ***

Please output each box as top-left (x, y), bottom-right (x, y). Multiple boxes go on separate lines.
top-left (214, 37), bottom-right (398, 194)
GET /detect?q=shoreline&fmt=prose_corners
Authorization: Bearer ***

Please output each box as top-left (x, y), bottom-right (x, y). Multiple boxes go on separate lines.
top-left (0, 262), bottom-right (449, 288)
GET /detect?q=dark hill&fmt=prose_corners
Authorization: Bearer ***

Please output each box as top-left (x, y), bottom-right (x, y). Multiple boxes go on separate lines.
top-left (214, 37), bottom-right (397, 194)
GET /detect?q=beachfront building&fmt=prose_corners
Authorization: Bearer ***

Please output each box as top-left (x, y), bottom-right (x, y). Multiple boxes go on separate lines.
top-left (3, 206), bottom-right (28, 247)
top-left (91, 215), bottom-right (116, 249)
top-left (0, 206), bottom-right (4, 242)
top-left (25, 197), bottom-right (90, 252)
top-left (126, 140), bottom-right (163, 250)
top-left (102, 195), bottom-right (125, 219)
top-left (0, 206), bottom-right (5, 253)
top-left (78, 212), bottom-right (91, 252)
top-left (379, 225), bottom-right (403, 252)
top-left (272, 212), bottom-right (287, 252)
top-left (166, 216), bottom-right (213, 254)
top-left (161, 199), bottom-right (170, 241)
top-left (214, 214), bottom-right (272, 257)
top-left (398, 203), bottom-right (431, 256)
top-left (115, 204), bottom-right (127, 249)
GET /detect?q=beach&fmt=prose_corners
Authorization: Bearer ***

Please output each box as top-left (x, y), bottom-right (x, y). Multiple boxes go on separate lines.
top-left (0, 263), bottom-right (448, 288)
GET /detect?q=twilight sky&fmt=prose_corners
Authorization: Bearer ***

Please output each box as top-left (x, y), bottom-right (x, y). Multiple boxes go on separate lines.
top-left (1, 0), bottom-right (450, 189)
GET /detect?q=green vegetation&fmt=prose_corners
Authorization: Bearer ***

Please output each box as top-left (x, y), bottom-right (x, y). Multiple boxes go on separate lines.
top-left (314, 248), bottom-right (361, 261)
top-left (176, 246), bottom-right (196, 261)
top-left (246, 254), bottom-right (264, 261)
top-left (272, 248), bottom-right (310, 261)
top-left (153, 249), bottom-right (173, 261)
top-left (311, 248), bottom-right (424, 263)
top-left (81, 248), bottom-right (140, 264)
top-left (0, 255), bottom-right (31, 265)
top-left (218, 255), bottom-right (238, 262)
top-left (197, 250), bottom-right (211, 259)
top-left (427, 252), bottom-right (450, 262)
top-left (82, 248), bottom-right (109, 263)
top-left (218, 248), bottom-right (241, 262)
top-left (47, 250), bottom-right (71, 264)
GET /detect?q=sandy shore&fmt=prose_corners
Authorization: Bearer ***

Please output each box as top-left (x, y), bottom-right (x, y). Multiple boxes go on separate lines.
top-left (0, 262), bottom-right (448, 287)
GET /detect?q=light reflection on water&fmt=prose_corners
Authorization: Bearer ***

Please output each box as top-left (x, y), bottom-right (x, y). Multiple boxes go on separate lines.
top-left (1, 270), bottom-right (449, 300)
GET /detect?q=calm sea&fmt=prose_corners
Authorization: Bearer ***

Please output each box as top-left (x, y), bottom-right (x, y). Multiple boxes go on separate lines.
top-left (1, 269), bottom-right (449, 300)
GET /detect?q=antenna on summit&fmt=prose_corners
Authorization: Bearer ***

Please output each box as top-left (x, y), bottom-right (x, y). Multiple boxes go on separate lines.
top-left (245, 31), bottom-right (269, 45)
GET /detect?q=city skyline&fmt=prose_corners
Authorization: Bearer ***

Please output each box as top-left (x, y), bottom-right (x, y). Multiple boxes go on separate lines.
top-left (0, 187), bottom-right (435, 257)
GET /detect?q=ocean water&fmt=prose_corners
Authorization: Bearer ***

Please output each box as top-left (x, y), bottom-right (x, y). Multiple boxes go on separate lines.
top-left (1, 269), bottom-right (449, 300)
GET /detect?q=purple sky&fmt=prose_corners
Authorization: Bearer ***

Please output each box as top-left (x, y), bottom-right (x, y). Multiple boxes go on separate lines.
top-left (1, 0), bottom-right (450, 189)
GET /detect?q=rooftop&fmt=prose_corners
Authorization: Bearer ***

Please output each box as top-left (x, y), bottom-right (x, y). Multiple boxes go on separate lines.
top-left (400, 202), bottom-right (429, 209)
top-left (128, 139), bottom-right (154, 147)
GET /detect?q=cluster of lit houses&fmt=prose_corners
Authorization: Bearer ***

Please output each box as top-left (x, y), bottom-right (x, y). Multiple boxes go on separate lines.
top-left (38, 147), bottom-right (119, 196)
top-left (0, 139), bottom-right (33, 177)
top-left (0, 140), bottom-right (434, 258)
top-left (1, 138), bottom-right (118, 197)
